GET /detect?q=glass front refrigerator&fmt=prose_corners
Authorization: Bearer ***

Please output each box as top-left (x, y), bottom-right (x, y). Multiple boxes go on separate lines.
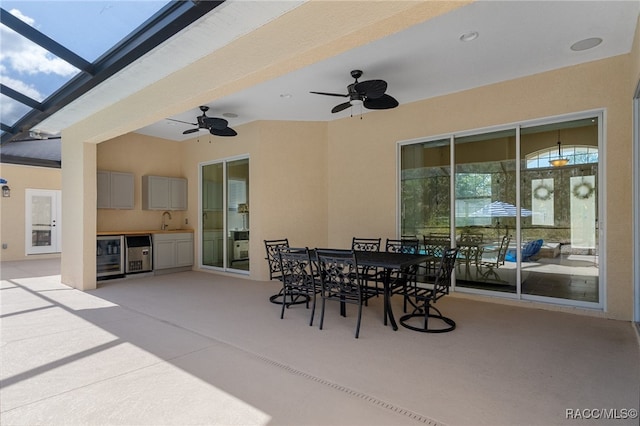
top-left (97, 235), bottom-right (124, 279)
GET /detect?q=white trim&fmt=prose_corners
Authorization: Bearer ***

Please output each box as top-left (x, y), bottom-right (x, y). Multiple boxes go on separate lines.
top-left (515, 126), bottom-right (522, 297)
top-left (198, 154), bottom-right (250, 273)
top-left (633, 82), bottom-right (640, 322)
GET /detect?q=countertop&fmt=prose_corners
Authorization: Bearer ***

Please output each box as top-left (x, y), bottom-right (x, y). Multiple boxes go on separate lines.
top-left (97, 229), bottom-right (194, 236)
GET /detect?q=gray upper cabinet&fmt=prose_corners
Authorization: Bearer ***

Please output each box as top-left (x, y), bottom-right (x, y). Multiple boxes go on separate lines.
top-left (97, 171), bottom-right (134, 209)
top-left (142, 175), bottom-right (187, 210)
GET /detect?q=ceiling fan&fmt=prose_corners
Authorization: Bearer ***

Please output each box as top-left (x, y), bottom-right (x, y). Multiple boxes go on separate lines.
top-left (168, 106), bottom-right (237, 137)
top-left (310, 69), bottom-right (399, 113)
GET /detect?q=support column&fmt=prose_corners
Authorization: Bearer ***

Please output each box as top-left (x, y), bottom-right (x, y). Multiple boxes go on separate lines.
top-left (60, 133), bottom-right (97, 290)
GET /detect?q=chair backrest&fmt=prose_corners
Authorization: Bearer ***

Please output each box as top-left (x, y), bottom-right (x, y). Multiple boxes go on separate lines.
top-left (429, 232), bottom-right (451, 240)
top-left (385, 238), bottom-right (419, 254)
top-left (278, 247), bottom-right (314, 289)
top-left (432, 247), bottom-right (460, 298)
top-left (496, 235), bottom-right (512, 265)
top-left (460, 232), bottom-right (484, 244)
top-left (351, 237), bottom-right (381, 252)
top-left (521, 239), bottom-right (543, 261)
top-left (423, 234), bottom-right (451, 258)
top-left (264, 238), bottom-right (289, 280)
top-left (315, 249), bottom-right (362, 293)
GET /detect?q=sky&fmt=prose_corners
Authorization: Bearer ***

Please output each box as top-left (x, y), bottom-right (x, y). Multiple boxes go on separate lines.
top-left (1, 0), bottom-right (169, 127)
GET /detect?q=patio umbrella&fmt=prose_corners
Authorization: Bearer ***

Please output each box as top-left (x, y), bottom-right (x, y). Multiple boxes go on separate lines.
top-left (470, 201), bottom-right (532, 217)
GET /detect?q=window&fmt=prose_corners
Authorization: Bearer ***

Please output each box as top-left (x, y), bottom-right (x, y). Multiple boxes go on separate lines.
top-left (526, 145), bottom-right (598, 169)
top-left (455, 173), bottom-right (492, 227)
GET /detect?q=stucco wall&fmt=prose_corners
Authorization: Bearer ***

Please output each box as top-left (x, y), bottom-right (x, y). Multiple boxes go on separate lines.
top-left (326, 54), bottom-right (632, 320)
top-left (0, 163), bottom-right (62, 261)
top-left (181, 120), bottom-right (329, 280)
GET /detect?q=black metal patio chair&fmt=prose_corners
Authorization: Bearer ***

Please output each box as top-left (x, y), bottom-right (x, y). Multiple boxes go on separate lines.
top-left (352, 237), bottom-right (382, 299)
top-left (264, 238), bottom-right (309, 306)
top-left (399, 247), bottom-right (459, 333)
top-left (316, 249), bottom-right (373, 338)
top-left (277, 247), bottom-right (320, 325)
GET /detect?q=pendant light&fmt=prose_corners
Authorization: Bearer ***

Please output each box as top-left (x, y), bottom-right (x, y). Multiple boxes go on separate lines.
top-left (549, 131), bottom-right (569, 167)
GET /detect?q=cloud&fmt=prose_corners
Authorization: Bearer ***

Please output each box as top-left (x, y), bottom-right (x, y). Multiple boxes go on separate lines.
top-left (1, 9), bottom-right (78, 78)
top-left (0, 71), bottom-right (43, 101)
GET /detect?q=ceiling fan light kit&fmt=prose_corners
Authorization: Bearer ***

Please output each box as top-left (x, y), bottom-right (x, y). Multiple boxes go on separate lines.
top-left (311, 69), bottom-right (399, 115)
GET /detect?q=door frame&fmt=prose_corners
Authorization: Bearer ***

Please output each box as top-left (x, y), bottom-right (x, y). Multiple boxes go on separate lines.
top-left (25, 189), bottom-right (61, 254)
top-left (199, 154), bottom-right (250, 274)
top-left (633, 81), bottom-right (639, 322)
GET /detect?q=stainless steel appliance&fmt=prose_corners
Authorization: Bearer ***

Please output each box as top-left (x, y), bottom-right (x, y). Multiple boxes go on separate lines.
top-left (97, 235), bottom-right (124, 278)
top-left (126, 235), bottom-right (152, 273)
top-left (231, 230), bottom-right (249, 262)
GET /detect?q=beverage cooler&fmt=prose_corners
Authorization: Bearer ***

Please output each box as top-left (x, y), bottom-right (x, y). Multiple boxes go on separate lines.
top-left (97, 235), bottom-right (124, 278)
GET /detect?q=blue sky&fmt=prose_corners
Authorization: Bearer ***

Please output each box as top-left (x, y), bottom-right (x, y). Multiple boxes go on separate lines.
top-left (1, 1), bottom-right (169, 126)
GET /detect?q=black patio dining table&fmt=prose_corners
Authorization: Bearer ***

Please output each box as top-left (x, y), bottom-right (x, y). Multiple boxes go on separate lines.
top-left (311, 249), bottom-right (433, 331)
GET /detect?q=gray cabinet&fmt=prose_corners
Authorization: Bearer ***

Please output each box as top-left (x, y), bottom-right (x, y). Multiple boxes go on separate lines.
top-left (97, 171), bottom-right (134, 209)
top-left (153, 232), bottom-right (193, 270)
top-left (142, 176), bottom-right (187, 210)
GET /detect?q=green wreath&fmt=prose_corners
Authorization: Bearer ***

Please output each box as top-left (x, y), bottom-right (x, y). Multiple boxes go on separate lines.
top-left (533, 182), bottom-right (553, 201)
top-left (572, 181), bottom-right (595, 199)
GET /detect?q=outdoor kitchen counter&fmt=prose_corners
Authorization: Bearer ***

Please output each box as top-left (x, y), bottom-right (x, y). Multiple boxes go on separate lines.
top-left (97, 229), bottom-right (195, 236)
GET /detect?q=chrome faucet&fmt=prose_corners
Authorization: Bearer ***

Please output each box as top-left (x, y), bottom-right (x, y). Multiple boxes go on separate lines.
top-left (161, 211), bottom-right (172, 230)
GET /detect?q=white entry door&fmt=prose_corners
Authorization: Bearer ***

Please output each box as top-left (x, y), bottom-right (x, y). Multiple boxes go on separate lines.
top-left (25, 189), bottom-right (61, 254)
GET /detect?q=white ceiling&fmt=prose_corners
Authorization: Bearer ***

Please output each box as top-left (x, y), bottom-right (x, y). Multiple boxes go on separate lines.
top-left (37, 1), bottom-right (640, 142)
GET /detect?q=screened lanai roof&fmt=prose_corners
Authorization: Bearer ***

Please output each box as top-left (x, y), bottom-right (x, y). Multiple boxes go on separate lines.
top-left (0, 0), bottom-right (223, 148)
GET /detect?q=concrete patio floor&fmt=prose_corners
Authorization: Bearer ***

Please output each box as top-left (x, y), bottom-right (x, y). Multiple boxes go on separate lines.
top-left (1, 258), bottom-right (639, 426)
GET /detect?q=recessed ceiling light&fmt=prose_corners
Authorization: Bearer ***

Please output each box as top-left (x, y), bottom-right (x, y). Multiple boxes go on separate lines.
top-left (222, 112), bottom-right (238, 118)
top-left (459, 31), bottom-right (479, 42)
top-left (570, 37), bottom-right (602, 51)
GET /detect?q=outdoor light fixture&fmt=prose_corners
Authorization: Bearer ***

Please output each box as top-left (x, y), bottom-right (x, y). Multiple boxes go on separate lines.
top-left (549, 133), bottom-right (570, 167)
top-left (2, 185), bottom-right (10, 197)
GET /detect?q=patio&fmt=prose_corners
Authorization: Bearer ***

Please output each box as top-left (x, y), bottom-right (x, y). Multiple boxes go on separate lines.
top-left (1, 259), bottom-right (638, 425)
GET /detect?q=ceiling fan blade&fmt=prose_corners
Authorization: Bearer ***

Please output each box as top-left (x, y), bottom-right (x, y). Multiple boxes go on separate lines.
top-left (364, 94), bottom-right (398, 110)
top-left (310, 91), bottom-right (349, 98)
top-left (183, 128), bottom-right (199, 134)
top-left (331, 102), bottom-right (352, 113)
top-left (210, 126), bottom-right (237, 137)
top-left (354, 79), bottom-right (387, 99)
top-left (205, 117), bottom-right (229, 130)
top-left (168, 118), bottom-right (197, 126)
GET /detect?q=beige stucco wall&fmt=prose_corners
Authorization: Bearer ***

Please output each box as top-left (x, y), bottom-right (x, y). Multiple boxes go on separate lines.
top-left (326, 54), bottom-right (633, 320)
top-left (0, 163), bottom-right (62, 261)
top-left (181, 120), bottom-right (328, 280)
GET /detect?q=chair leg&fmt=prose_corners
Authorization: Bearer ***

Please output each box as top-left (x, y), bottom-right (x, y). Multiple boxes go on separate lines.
top-left (309, 293), bottom-right (316, 327)
top-left (355, 301), bottom-right (362, 339)
top-left (319, 297), bottom-right (326, 330)
top-left (280, 288), bottom-right (287, 319)
top-left (399, 301), bottom-right (456, 333)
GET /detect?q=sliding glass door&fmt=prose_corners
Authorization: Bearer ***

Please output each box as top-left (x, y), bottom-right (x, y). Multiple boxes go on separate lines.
top-left (201, 157), bottom-right (250, 273)
top-left (399, 113), bottom-right (601, 307)
top-left (520, 119), bottom-right (599, 303)
top-left (400, 138), bottom-right (451, 240)
top-left (454, 129), bottom-right (517, 294)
